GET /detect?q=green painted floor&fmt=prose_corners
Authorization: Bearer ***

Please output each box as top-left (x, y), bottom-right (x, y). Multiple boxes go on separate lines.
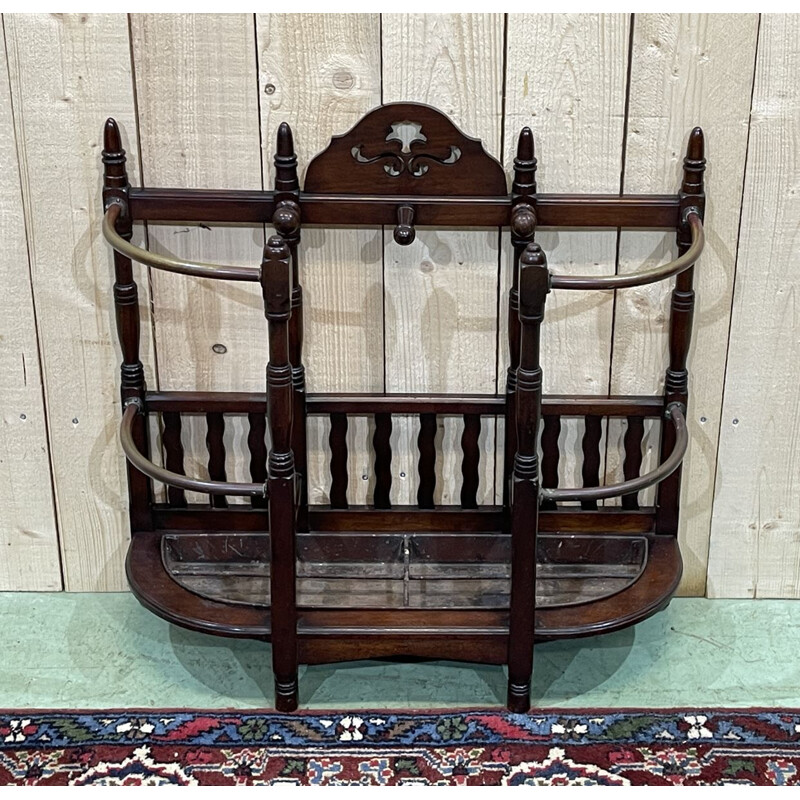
top-left (1, 594), bottom-right (798, 710)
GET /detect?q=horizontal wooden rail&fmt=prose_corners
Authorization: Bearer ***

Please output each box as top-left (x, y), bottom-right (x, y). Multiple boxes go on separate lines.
top-left (127, 187), bottom-right (681, 229)
top-left (103, 204), bottom-right (261, 281)
top-left (144, 390), bottom-right (665, 417)
top-left (151, 505), bottom-right (655, 534)
top-left (541, 404), bottom-right (688, 503)
top-left (120, 403), bottom-right (266, 497)
top-left (550, 212), bottom-right (704, 290)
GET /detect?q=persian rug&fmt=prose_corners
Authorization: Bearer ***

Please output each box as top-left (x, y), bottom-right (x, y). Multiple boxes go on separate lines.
top-left (1, 709), bottom-right (799, 785)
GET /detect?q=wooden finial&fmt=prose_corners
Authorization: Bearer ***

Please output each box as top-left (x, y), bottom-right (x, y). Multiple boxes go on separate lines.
top-left (520, 242), bottom-right (546, 267)
top-left (103, 117), bottom-right (123, 154)
top-left (102, 118), bottom-right (128, 195)
top-left (274, 122), bottom-right (299, 196)
top-left (681, 126), bottom-right (706, 196)
top-left (513, 126), bottom-right (537, 199)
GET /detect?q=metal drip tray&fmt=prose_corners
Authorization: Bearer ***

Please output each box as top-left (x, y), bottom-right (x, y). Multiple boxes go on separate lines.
top-left (162, 531), bottom-right (647, 611)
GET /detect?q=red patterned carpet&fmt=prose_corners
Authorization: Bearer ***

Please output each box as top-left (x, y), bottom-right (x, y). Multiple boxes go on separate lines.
top-left (1, 709), bottom-right (799, 785)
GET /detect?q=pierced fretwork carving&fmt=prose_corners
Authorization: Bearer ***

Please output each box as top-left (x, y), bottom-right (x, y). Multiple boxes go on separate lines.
top-left (351, 120), bottom-right (462, 178)
top-left (305, 102), bottom-right (506, 196)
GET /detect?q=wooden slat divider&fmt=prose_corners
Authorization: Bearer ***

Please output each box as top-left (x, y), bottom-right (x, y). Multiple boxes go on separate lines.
top-left (205, 412), bottom-right (228, 509)
top-left (460, 414), bottom-right (481, 509)
top-left (328, 413), bottom-right (349, 509)
top-left (373, 413), bottom-right (393, 509)
top-left (540, 414), bottom-right (561, 511)
top-left (580, 415), bottom-right (603, 511)
top-left (162, 412), bottom-right (187, 508)
top-left (621, 416), bottom-right (645, 510)
top-left (247, 412), bottom-right (268, 509)
top-left (417, 413), bottom-right (437, 509)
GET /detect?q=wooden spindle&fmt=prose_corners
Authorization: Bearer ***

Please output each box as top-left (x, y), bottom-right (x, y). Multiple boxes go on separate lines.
top-left (373, 413), bottom-right (393, 509)
top-left (262, 234), bottom-right (298, 712)
top-left (504, 127), bottom-right (538, 507)
top-left (581, 415), bottom-right (603, 510)
top-left (417, 413), bottom-right (437, 509)
top-left (247, 412), bottom-right (268, 509)
top-left (540, 414), bottom-right (561, 511)
top-left (161, 412), bottom-right (186, 508)
top-left (621, 416), bottom-right (645, 510)
top-left (205, 412), bottom-right (228, 509)
top-left (657, 127), bottom-right (705, 535)
top-left (103, 118), bottom-right (152, 531)
top-left (329, 413), bottom-right (349, 509)
top-left (460, 414), bottom-right (481, 509)
top-left (273, 122), bottom-right (307, 531)
top-left (508, 242), bottom-right (548, 714)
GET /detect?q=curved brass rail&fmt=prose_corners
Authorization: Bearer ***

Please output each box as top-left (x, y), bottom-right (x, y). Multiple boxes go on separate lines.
top-left (540, 403), bottom-right (688, 503)
top-left (120, 403), bottom-right (266, 497)
top-left (103, 204), bottom-right (261, 282)
top-left (549, 212), bottom-right (704, 290)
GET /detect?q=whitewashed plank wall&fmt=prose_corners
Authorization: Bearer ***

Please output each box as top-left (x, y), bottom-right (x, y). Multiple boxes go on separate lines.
top-left (0, 13), bottom-right (795, 599)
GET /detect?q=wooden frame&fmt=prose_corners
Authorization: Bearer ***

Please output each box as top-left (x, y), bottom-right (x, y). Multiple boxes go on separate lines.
top-left (102, 102), bottom-right (706, 713)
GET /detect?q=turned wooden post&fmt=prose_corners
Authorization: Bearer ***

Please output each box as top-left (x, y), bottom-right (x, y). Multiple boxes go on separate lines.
top-left (507, 242), bottom-right (549, 713)
top-left (504, 127), bottom-right (537, 507)
top-left (656, 128), bottom-right (705, 535)
top-left (272, 122), bottom-right (308, 530)
top-left (262, 234), bottom-right (298, 711)
top-left (102, 119), bottom-right (152, 532)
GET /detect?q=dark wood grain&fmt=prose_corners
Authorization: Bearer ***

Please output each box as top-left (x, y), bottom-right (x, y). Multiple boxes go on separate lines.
top-left (460, 414), bottom-right (481, 509)
top-left (106, 107), bottom-right (701, 715)
top-left (204, 412), bottom-right (228, 509)
top-left (129, 188), bottom-right (680, 229)
top-left (262, 235), bottom-right (298, 711)
top-left (103, 118), bottom-right (153, 531)
top-left (161, 412), bottom-right (187, 508)
top-left (581, 415), bottom-right (603, 511)
top-left (373, 413), bottom-right (393, 509)
top-left (657, 127), bottom-right (704, 535)
top-left (247, 412), bottom-right (268, 509)
top-left (304, 102), bottom-right (507, 197)
top-left (621, 416), bottom-right (645, 510)
top-left (417, 413), bottom-right (437, 509)
top-left (540, 414), bottom-right (561, 511)
top-left (328, 413), bottom-right (349, 509)
top-left (146, 390), bottom-right (665, 417)
top-left (508, 242), bottom-right (548, 712)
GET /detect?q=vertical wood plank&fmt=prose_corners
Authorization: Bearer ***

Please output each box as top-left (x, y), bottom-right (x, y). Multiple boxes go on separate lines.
top-left (130, 13), bottom-right (264, 390)
top-left (130, 14), bottom-right (263, 506)
top-left (257, 14), bottom-right (383, 507)
top-left (501, 15), bottom-right (631, 498)
top-left (0, 18), bottom-right (61, 591)
top-left (609, 14), bottom-right (759, 594)
top-left (382, 13), bottom-right (504, 506)
top-left (707, 14), bottom-right (800, 598)
top-left (6, 13), bottom-right (153, 590)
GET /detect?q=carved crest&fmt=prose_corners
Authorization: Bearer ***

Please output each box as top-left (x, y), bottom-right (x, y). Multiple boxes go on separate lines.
top-left (304, 103), bottom-right (507, 197)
